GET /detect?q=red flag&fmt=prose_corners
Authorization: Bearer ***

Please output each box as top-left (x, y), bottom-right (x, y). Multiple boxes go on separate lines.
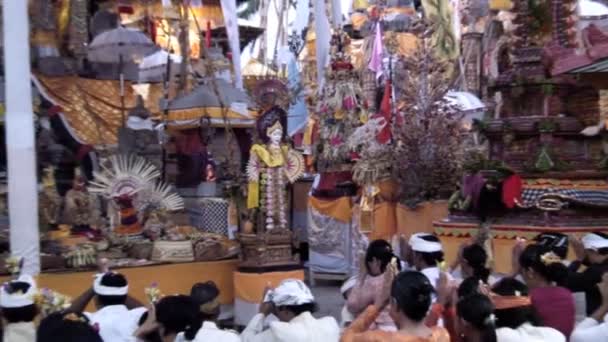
top-left (206, 21), bottom-right (212, 48)
top-left (374, 79), bottom-right (392, 144)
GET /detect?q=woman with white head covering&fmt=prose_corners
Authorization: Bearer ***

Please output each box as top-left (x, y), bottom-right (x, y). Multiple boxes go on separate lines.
top-left (241, 279), bottom-right (340, 342)
top-left (0, 275), bottom-right (38, 342)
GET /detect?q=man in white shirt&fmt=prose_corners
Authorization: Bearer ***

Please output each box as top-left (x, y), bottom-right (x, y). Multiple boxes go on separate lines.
top-left (241, 279), bottom-right (340, 342)
top-left (68, 272), bottom-right (146, 342)
top-left (571, 272), bottom-right (608, 342)
top-left (408, 233), bottom-right (450, 295)
top-left (189, 281), bottom-right (240, 342)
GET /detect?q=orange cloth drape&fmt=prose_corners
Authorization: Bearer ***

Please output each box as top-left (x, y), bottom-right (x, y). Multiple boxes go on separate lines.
top-left (308, 196), bottom-right (352, 223)
top-left (233, 270), bottom-right (305, 303)
top-left (396, 201), bottom-right (448, 238)
top-left (368, 202), bottom-right (397, 241)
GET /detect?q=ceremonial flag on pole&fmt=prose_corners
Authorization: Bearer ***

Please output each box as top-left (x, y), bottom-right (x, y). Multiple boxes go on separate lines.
top-left (374, 79), bottom-right (392, 144)
top-left (220, 0), bottom-right (243, 89)
top-left (314, 0), bottom-right (331, 91)
top-left (368, 23), bottom-right (383, 79)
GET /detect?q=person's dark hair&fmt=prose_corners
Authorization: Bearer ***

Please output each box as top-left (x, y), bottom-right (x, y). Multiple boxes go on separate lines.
top-left (365, 239), bottom-right (401, 274)
top-left (534, 232), bottom-right (569, 259)
top-left (276, 302), bottom-right (318, 316)
top-left (155, 295), bottom-right (202, 340)
top-left (96, 273), bottom-right (128, 307)
top-left (458, 276), bottom-right (482, 299)
top-left (491, 278), bottom-right (539, 329)
top-left (138, 312), bottom-right (162, 342)
top-left (190, 281), bottom-right (221, 321)
top-left (37, 312), bottom-right (102, 342)
top-left (463, 244), bottom-right (491, 283)
top-left (457, 294), bottom-right (497, 342)
top-left (391, 271), bottom-right (434, 322)
top-left (519, 244), bottom-right (569, 287)
top-left (2, 282), bottom-right (38, 323)
top-left (414, 235), bottom-right (444, 266)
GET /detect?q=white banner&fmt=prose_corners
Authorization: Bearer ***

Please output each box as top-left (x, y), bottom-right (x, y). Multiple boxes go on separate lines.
top-left (220, 0), bottom-right (243, 89)
top-left (293, 0), bottom-right (310, 33)
top-left (314, 0), bottom-right (331, 91)
top-left (331, 0), bottom-right (343, 27)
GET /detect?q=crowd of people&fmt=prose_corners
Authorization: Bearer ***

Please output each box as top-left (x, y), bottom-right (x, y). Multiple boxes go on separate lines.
top-left (0, 231), bottom-right (607, 341)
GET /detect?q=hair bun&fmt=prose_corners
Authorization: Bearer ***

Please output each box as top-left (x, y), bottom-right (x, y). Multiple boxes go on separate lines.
top-left (411, 282), bottom-right (433, 303)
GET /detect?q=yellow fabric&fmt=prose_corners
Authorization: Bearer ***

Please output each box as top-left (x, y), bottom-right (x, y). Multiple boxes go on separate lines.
top-left (353, 0), bottom-right (370, 9)
top-left (167, 107), bottom-right (258, 122)
top-left (57, 0), bottom-right (70, 47)
top-left (246, 145), bottom-right (289, 209)
top-left (234, 270), bottom-right (305, 303)
top-left (251, 144), bottom-right (288, 167)
top-left (489, 0), bottom-right (513, 10)
top-left (247, 181), bottom-right (260, 209)
top-left (385, 32), bottom-right (419, 57)
top-left (0, 260), bottom-right (239, 311)
top-left (303, 118), bottom-right (316, 146)
top-left (421, 0), bottom-right (459, 60)
top-left (308, 197), bottom-right (352, 223)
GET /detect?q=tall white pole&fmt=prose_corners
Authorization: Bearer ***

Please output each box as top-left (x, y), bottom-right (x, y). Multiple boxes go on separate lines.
top-left (3, 0), bottom-right (40, 274)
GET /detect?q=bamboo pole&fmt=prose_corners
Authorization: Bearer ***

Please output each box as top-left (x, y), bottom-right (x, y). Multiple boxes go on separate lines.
top-left (2, 0), bottom-right (41, 274)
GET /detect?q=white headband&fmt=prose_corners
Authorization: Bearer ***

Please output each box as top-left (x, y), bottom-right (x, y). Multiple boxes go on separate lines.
top-left (268, 279), bottom-right (314, 306)
top-left (0, 275), bottom-right (37, 308)
top-left (93, 273), bottom-right (129, 296)
top-left (582, 233), bottom-right (608, 251)
top-left (409, 233), bottom-right (443, 253)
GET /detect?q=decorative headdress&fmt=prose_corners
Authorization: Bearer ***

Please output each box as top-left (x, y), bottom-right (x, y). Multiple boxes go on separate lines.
top-left (89, 155), bottom-right (184, 212)
top-left (253, 79), bottom-right (289, 110)
top-left (256, 106), bottom-right (286, 144)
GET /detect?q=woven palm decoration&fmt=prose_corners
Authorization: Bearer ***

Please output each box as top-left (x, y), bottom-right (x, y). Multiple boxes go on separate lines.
top-left (89, 155), bottom-right (184, 212)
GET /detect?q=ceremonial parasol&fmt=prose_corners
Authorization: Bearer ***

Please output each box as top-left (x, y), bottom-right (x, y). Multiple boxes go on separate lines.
top-left (164, 77), bottom-right (253, 127)
top-left (87, 26), bottom-right (158, 123)
top-left (444, 91), bottom-right (485, 131)
top-left (138, 50), bottom-right (183, 83)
